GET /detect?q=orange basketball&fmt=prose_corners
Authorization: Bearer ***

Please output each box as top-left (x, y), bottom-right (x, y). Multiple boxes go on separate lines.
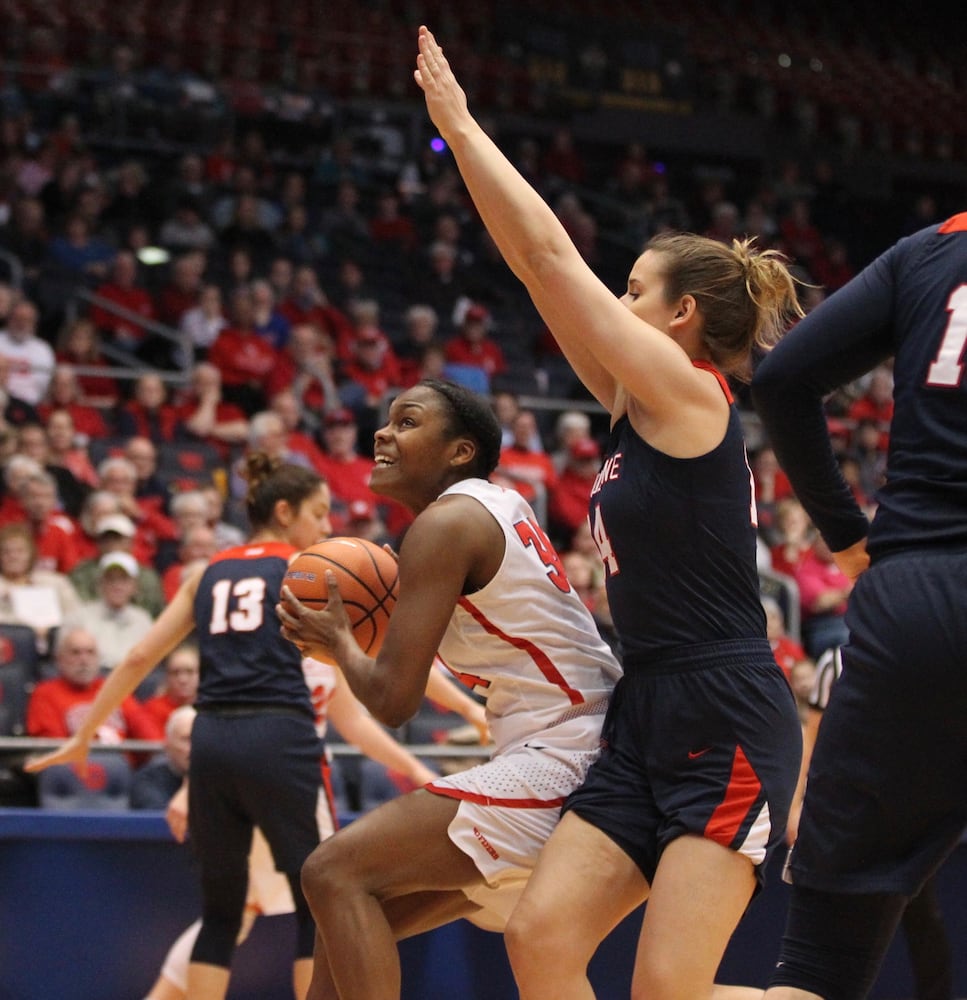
top-left (283, 537), bottom-right (399, 659)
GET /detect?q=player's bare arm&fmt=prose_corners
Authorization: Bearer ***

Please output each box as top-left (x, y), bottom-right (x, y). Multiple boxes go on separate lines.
top-left (281, 495), bottom-right (501, 728)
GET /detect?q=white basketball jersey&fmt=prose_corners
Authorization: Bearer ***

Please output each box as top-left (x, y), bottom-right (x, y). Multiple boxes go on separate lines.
top-left (435, 480), bottom-right (621, 753)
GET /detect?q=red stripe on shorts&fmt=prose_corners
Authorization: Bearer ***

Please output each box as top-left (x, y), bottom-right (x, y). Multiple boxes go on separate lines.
top-left (426, 781), bottom-right (566, 809)
top-left (704, 745), bottom-right (761, 846)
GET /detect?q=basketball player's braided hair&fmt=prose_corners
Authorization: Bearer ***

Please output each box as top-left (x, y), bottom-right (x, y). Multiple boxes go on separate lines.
top-left (420, 378), bottom-right (502, 478)
top-left (242, 451), bottom-right (324, 529)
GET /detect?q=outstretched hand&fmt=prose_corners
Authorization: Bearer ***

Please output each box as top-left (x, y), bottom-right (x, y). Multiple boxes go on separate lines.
top-left (23, 734), bottom-right (91, 777)
top-left (413, 26), bottom-right (472, 140)
top-left (277, 575), bottom-right (353, 665)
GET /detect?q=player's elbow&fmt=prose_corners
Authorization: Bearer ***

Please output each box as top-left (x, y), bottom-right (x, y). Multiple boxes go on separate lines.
top-left (370, 686), bottom-right (422, 731)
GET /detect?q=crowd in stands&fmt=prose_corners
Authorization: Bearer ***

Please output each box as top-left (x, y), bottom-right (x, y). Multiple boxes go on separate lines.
top-left (0, 0), bottom-right (942, 812)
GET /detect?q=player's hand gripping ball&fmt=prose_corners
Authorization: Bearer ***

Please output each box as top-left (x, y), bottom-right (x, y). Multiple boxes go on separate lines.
top-left (284, 537), bottom-right (399, 660)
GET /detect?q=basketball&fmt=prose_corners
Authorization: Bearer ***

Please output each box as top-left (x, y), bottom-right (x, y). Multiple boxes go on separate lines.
top-left (283, 537), bottom-right (399, 659)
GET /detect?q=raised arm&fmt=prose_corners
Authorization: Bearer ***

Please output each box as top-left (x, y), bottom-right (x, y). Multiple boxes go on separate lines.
top-left (415, 27), bottom-right (707, 417)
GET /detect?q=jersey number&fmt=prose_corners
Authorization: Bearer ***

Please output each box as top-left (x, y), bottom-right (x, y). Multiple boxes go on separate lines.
top-left (926, 285), bottom-right (967, 387)
top-left (515, 517), bottom-right (570, 593)
top-left (590, 503), bottom-right (619, 576)
top-left (208, 577), bottom-right (266, 634)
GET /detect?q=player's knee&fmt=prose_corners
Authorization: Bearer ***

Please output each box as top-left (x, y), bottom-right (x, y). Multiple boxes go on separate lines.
top-left (505, 896), bottom-right (570, 982)
top-left (301, 837), bottom-right (356, 905)
top-left (503, 908), bottom-right (533, 979)
top-left (630, 958), bottom-right (680, 1000)
top-left (300, 842), bottom-right (333, 902)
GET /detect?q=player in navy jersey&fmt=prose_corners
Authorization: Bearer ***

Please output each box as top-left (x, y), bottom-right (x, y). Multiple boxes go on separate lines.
top-left (27, 454), bottom-right (332, 1000)
top-left (750, 214), bottom-right (967, 1000)
top-left (412, 27), bottom-right (803, 1000)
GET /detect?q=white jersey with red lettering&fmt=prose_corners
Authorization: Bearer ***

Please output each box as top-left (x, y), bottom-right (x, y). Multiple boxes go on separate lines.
top-left (434, 479), bottom-right (621, 755)
top-left (427, 480), bottom-right (621, 924)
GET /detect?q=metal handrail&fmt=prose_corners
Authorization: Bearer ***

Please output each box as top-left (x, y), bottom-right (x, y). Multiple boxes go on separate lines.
top-left (0, 736), bottom-right (492, 760)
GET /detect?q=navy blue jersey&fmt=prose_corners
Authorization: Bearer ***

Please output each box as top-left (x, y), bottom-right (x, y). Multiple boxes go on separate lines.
top-left (193, 541), bottom-right (314, 715)
top-left (753, 212), bottom-right (967, 560)
top-left (589, 368), bottom-right (766, 666)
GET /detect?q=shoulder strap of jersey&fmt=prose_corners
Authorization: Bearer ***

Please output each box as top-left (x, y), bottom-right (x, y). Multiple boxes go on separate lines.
top-left (692, 359), bottom-right (734, 404)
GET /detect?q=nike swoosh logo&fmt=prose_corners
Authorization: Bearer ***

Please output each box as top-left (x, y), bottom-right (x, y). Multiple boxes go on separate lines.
top-left (688, 747), bottom-right (712, 759)
top-left (525, 743), bottom-right (549, 751)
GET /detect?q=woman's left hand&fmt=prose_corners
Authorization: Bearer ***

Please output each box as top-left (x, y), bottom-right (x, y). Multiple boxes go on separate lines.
top-left (413, 26), bottom-right (472, 141)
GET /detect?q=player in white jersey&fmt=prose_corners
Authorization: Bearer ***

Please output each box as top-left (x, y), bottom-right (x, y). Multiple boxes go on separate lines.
top-left (144, 655), bottom-right (487, 1000)
top-left (277, 379), bottom-right (621, 1000)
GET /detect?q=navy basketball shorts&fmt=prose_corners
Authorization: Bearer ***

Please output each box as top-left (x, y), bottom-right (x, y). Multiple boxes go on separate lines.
top-left (190, 711), bottom-right (325, 877)
top-left (564, 641), bottom-right (801, 886)
top-left (789, 548), bottom-right (967, 896)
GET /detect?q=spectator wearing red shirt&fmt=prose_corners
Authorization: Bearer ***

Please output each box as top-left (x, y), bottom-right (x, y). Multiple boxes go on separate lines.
top-left (96, 455), bottom-right (178, 568)
top-left (342, 324), bottom-right (403, 409)
top-left (541, 126), bottom-right (587, 188)
top-left (316, 407), bottom-right (412, 539)
top-left (369, 187), bottom-right (418, 255)
top-left (548, 437), bottom-right (601, 548)
top-left (397, 304), bottom-right (441, 388)
top-left (751, 444), bottom-right (795, 547)
top-left (812, 237), bottom-right (855, 293)
top-left (769, 496), bottom-right (815, 578)
top-left (54, 318), bottom-right (120, 407)
top-left (493, 409), bottom-right (558, 508)
top-left (37, 364), bottom-right (110, 443)
top-left (89, 250), bottom-right (158, 357)
top-left (115, 372), bottom-right (180, 444)
top-left (847, 363), bottom-right (894, 449)
top-left (159, 524), bottom-right (217, 604)
top-left (26, 624), bottom-right (161, 743)
top-left (265, 321), bottom-right (341, 415)
top-left (16, 420), bottom-right (89, 520)
top-left (315, 408), bottom-right (377, 512)
top-left (172, 361), bottom-right (250, 460)
top-left (762, 595), bottom-right (814, 716)
top-left (793, 534), bottom-right (853, 661)
top-left (155, 250), bottom-right (206, 329)
top-left (141, 643), bottom-right (200, 730)
top-left (278, 265), bottom-right (356, 363)
top-left (779, 197), bottom-right (826, 274)
top-left (0, 454), bottom-right (40, 527)
top-left (269, 388), bottom-right (329, 474)
top-left (443, 303), bottom-right (506, 389)
top-left (19, 469), bottom-right (82, 574)
top-left (207, 286), bottom-right (280, 415)
top-left (44, 408), bottom-right (100, 489)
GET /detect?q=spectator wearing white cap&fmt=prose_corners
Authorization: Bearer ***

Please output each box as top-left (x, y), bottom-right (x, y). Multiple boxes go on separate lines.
top-left (63, 550), bottom-right (155, 672)
top-left (69, 512), bottom-right (165, 617)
